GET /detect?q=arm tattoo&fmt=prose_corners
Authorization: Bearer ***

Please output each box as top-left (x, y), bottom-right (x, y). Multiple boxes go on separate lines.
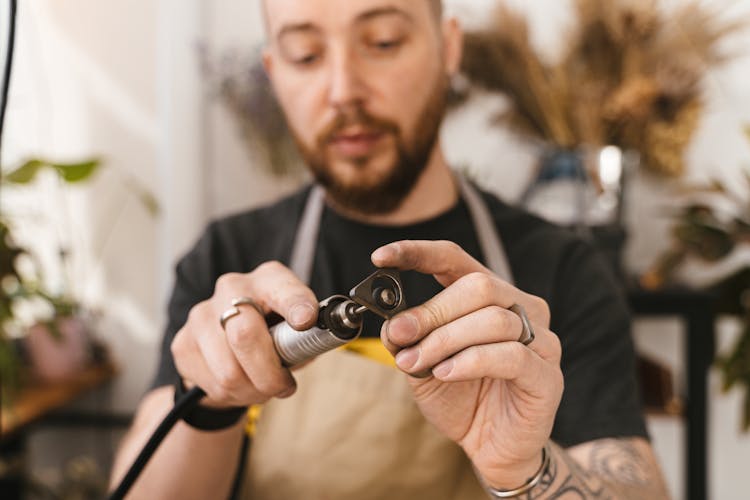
top-left (517, 439), bottom-right (669, 499)
top-left (524, 449), bottom-right (605, 500)
top-left (586, 440), bottom-right (651, 487)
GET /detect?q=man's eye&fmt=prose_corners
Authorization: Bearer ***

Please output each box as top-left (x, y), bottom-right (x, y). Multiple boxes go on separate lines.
top-left (293, 53), bottom-right (320, 66)
top-left (371, 39), bottom-right (403, 51)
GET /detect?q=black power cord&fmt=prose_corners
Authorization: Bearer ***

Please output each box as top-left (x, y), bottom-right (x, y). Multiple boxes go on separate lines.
top-left (108, 386), bottom-right (206, 500)
top-left (0, 0), bottom-right (18, 189)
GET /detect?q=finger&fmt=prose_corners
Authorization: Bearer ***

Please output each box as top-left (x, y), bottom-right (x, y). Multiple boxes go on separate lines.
top-left (177, 302), bottom-right (297, 404)
top-left (173, 327), bottom-right (259, 406)
top-left (212, 264), bottom-right (317, 397)
top-left (393, 306), bottom-right (561, 376)
top-left (179, 343), bottom-right (253, 406)
top-left (384, 271), bottom-right (549, 349)
top-left (371, 240), bottom-right (490, 287)
top-left (431, 342), bottom-right (564, 398)
top-left (195, 323), bottom-right (293, 403)
top-left (172, 327), bottom-right (214, 392)
top-left (218, 305), bottom-right (297, 398)
top-left (246, 261), bottom-right (319, 330)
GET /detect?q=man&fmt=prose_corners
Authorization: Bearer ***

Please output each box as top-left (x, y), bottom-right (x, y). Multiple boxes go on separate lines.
top-left (111, 1), bottom-right (670, 498)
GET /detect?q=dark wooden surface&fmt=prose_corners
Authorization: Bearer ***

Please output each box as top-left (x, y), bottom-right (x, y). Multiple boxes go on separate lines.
top-left (1, 361), bottom-right (118, 440)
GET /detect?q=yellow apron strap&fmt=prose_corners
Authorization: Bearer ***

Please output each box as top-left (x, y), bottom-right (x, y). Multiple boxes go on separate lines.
top-left (339, 337), bottom-right (396, 368)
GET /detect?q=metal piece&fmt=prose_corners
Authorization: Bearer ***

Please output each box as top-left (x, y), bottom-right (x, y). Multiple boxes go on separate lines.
top-left (269, 269), bottom-right (407, 366)
top-left (231, 296), bottom-right (264, 315)
top-left (219, 307), bottom-right (241, 330)
top-left (271, 295), bottom-right (364, 367)
top-left (219, 297), bottom-right (264, 330)
top-left (354, 305), bottom-right (368, 315)
top-left (349, 268), bottom-right (406, 319)
top-left (509, 304), bottom-right (535, 346)
top-left (375, 287), bottom-right (398, 309)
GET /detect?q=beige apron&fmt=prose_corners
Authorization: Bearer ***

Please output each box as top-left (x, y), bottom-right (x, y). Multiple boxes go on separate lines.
top-left (239, 176), bottom-right (513, 499)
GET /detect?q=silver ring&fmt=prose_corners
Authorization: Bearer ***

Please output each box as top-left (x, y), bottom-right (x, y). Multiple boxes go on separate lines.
top-left (219, 297), bottom-right (264, 330)
top-left (509, 303), bottom-right (535, 346)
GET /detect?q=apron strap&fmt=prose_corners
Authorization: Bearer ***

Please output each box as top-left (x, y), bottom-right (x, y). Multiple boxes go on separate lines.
top-left (288, 185), bottom-right (325, 282)
top-left (455, 174), bottom-right (515, 284)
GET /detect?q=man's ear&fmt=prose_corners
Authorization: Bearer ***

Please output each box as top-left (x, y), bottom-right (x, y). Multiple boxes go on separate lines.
top-left (442, 17), bottom-right (463, 76)
top-left (262, 47), bottom-right (274, 78)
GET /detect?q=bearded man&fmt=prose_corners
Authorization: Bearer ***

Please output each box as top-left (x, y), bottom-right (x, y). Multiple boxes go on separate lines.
top-left (111, 1), bottom-right (670, 498)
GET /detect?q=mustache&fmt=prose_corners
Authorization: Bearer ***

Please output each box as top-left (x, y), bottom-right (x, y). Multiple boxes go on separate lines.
top-left (317, 107), bottom-right (400, 145)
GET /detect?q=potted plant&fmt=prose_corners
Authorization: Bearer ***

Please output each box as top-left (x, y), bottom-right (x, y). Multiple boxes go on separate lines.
top-left (0, 157), bottom-right (159, 404)
top-left (642, 126), bottom-right (750, 429)
top-left (0, 158), bottom-right (104, 404)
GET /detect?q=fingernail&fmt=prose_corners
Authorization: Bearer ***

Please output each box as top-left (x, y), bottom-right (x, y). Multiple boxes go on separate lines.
top-left (395, 348), bottom-right (419, 371)
top-left (371, 245), bottom-right (395, 263)
top-left (388, 314), bottom-right (419, 344)
top-left (432, 360), bottom-right (454, 379)
top-left (290, 303), bottom-right (316, 326)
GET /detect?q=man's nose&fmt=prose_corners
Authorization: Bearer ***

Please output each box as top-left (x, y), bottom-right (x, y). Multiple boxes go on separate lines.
top-left (326, 48), bottom-right (367, 108)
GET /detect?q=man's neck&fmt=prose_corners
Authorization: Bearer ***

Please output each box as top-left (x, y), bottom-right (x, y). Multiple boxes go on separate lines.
top-left (325, 146), bottom-right (459, 226)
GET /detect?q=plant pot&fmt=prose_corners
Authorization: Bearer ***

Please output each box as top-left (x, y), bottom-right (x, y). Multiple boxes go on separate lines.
top-left (24, 316), bottom-right (92, 382)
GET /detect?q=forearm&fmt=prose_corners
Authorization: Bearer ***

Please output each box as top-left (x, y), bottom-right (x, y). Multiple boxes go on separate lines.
top-left (481, 438), bottom-right (670, 499)
top-left (110, 387), bottom-right (246, 499)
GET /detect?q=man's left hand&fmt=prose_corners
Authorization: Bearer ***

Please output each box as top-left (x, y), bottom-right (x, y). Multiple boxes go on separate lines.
top-left (372, 240), bottom-right (564, 489)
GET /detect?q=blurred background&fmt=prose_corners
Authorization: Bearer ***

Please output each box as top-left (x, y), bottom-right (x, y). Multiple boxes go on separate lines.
top-left (0, 0), bottom-right (748, 498)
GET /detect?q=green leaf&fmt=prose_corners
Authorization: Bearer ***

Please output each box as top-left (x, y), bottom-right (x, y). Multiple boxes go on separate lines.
top-left (52, 159), bottom-right (101, 183)
top-left (123, 176), bottom-right (160, 216)
top-left (3, 159), bottom-right (45, 184)
top-left (3, 158), bottom-right (102, 184)
top-left (137, 189), bottom-right (161, 217)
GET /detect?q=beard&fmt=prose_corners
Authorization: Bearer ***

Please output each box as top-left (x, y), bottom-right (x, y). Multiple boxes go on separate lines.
top-left (291, 76), bottom-right (449, 215)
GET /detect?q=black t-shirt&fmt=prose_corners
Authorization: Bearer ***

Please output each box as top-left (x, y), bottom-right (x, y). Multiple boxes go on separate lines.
top-left (152, 185), bottom-right (648, 447)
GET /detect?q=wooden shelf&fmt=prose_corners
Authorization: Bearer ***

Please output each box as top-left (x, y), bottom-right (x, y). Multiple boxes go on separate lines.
top-left (644, 397), bottom-right (685, 417)
top-left (1, 362), bottom-right (118, 440)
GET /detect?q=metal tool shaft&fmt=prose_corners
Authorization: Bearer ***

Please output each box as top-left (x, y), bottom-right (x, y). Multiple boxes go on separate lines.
top-left (270, 296), bottom-right (363, 367)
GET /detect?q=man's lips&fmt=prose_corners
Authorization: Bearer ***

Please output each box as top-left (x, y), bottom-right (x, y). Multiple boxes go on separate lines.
top-left (328, 130), bottom-right (386, 157)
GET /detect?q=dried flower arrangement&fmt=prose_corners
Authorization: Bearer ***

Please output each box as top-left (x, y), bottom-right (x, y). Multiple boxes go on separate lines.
top-left (201, 48), bottom-right (301, 177)
top-left (642, 126), bottom-right (750, 430)
top-left (457, 0), bottom-right (742, 176)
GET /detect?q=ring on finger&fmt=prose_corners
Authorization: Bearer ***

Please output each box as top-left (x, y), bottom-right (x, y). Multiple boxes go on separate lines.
top-left (509, 303), bottom-right (535, 346)
top-left (219, 296), bottom-right (264, 331)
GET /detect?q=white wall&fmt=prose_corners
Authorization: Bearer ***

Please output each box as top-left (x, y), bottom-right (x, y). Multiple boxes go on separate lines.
top-left (4, 0), bottom-right (750, 497)
top-left (5, 0), bottom-right (164, 410)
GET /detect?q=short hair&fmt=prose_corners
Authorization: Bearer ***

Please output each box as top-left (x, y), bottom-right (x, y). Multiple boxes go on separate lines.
top-left (262, 1), bottom-right (443, 26)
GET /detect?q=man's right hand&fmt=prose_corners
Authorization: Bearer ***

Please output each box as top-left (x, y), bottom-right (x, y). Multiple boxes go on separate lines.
top-left (170, 261), bottom-right (319, 408)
